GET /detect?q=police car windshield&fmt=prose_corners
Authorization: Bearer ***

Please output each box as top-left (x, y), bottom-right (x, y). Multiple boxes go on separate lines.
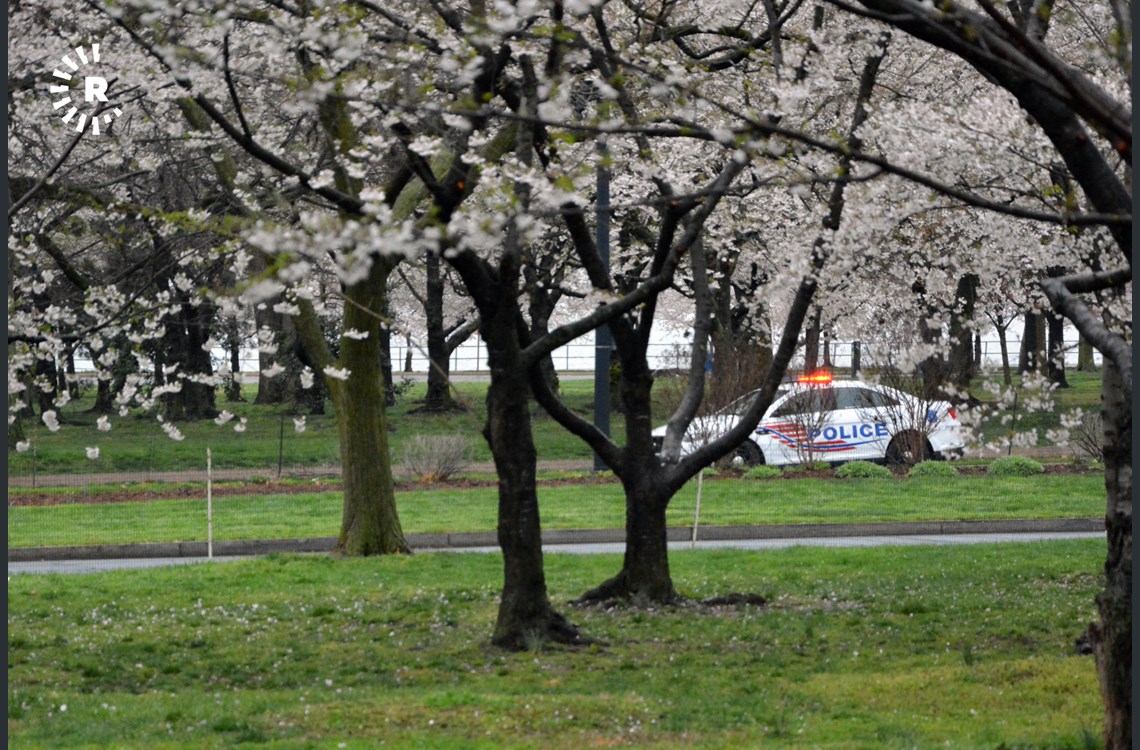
top-left (717, 387), bottom-right (786, 416)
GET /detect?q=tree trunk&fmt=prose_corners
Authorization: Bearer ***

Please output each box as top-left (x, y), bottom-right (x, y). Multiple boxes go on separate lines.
top-left (422, 251), bottom-right (459, 412)
top-left (947, 274), bottom-right (978, 392)
top-left (1045, 309), bottom-right (1069, 387)
top-left (1033, 312), bottom-right (1048, 374)
top-left (803, 306), bottom-right (821, 373)
top-left (35, 356), bottom-right (58, 415)
top-left (329, 264), bottom-right (409, 556)
top-left (64, 348), bottom-right (79, 400)
top-left (160, 299), bottom-right (218, 420)
top-left (226, 317), bottom-right (245, 402)
top-left (482, 304), bottom-right (581, 650)
top-left (1078, 334), bottom-right (1097, 372)
top-left (577, 482), bottom-right (676, 604)
top-left (1094, 362), bottom-right (1131, 750)
top-left (997, 326), bottom-right (1012, 386)
top-left (1019, 310), bottom-right (1037, 373)
top-left (254, 303), bottom-right (294, 405)
top-left (378, 287), bottom-right (396, 408)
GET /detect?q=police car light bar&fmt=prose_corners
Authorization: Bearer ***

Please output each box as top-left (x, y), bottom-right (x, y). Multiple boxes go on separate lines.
top-left (797, 371), bottom-right (832, 385)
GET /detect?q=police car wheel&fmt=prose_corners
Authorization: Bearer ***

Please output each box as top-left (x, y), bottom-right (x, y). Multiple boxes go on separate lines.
top-left (886, 434), bottom-right (931, 466)
top-left (734, 440), bottom-right (763, 467)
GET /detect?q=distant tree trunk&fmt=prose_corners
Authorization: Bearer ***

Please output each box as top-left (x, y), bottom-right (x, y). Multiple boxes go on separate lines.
top-left (997, 324), bottom-right (1012, 386)
top-left (378, 287), bottom-right (396, 408)
top-left (422, 251), bottom-right (459, 412)
top-left (947, 274), bottom-right (978, 392)
top-left (803, 306), bottom-right (821, 373)
top-left (404, 334), bottom-right (413, 372)
top-left (1045, 309), bottom-right (1069, 387)
top-left (35, 356), bottom-right (58, 415)
top-left (225, 317), bottom-right (245, 402)
top-left (973, 333), bottom-right (982, 371)
top-left (1019, 310), bottom-right (1040, 373)
top-left (254, 303), bottom-right (295, 405)
top-left (64, 348), bottom-right (79, 400)
top-left (1078, 334), bottom-right (1097, 372)
top-left (160, 298), bottom-right (218, 420)
top-left (1033, 312), bottom-right (1047, 374)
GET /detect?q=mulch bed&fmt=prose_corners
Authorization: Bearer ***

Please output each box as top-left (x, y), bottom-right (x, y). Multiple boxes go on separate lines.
top-left (8, 462), bottom-right (1096, 507)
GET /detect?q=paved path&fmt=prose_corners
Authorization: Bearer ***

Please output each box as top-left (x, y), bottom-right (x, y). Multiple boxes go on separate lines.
top-left (8, 531), bottom-right (1104, 575)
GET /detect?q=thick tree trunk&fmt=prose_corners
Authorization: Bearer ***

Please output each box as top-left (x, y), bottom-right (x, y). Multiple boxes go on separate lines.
top-left (330, 266), bottom-right (409, 557)
top-left (577, 482), bottom-right (676, 604)
top-left (1094, 362), bottom-right (1131, 750)
top-left (483, 306), bottom-right (580, 650)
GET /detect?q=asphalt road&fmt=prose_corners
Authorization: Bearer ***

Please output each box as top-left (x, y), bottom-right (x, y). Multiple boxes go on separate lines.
top-left (8, 531), bottom-right (1103, 575)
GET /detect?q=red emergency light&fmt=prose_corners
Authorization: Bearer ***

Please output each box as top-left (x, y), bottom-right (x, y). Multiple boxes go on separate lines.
top-left (797, 371), bottom-right (832, 385)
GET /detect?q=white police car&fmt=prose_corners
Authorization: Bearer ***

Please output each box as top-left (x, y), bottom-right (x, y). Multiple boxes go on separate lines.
top-left (652, 373), bottom-right (965, 466)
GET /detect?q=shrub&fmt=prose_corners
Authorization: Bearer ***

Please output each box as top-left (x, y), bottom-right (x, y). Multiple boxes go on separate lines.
top-left (907, 461), bottom-right (959, 478)
top-left (744, 465), bottom-right (783, 480)
top-left (986, 456), bottom-right (1044, 477)
top-left (401, 434), bottom-right (471, 482)
top-left (835, 461), bottom-right (893, 479)
top-left (1069, 410), bottom-right (1104, 462)
top-left (784, 461), bottom-right (829, 476)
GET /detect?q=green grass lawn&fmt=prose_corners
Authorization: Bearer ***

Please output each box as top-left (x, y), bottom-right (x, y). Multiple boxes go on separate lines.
top-left (8, 371), bottom-right (1103, 476)
top-left (7, 379), bottom-right (618, 475)
top-left (7, 541), bottom-right (1105, 749)
top-left (8, 473), bottom-right (1103, 548)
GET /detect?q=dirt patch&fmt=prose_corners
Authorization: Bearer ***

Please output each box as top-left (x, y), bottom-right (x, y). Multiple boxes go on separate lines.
top-left (8, 462), bottom-right (1096, 507)
top-left (7, 473), bottom-right (623, 508)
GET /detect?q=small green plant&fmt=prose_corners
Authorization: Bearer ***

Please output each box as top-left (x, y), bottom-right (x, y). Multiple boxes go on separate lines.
top-left (834, 461), bottom-right (892, 479)
top-left (907, 461), bottom-right (959, 478)
top-left (987, 455), bottom-right (1045, 477)
top-left (744, 465), bottom-right (783, 480)
top-left (784, 461), bottom-right (829, 476)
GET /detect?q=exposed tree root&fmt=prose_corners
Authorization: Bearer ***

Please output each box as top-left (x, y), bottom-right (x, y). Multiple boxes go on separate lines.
top-left (491, 608), bottom-right (599, 651)
top-left (572, 571), bottom-right (684, 609)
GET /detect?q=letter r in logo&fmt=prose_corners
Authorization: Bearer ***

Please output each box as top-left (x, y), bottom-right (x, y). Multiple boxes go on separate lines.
top-left (84, 76), bottom-right (109, 102)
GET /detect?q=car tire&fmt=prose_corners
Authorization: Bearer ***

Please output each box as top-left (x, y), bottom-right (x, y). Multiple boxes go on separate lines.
top-left (733, 439), bottom-right (764, 467)
top-left (885, 433), bottom-right (932, 467)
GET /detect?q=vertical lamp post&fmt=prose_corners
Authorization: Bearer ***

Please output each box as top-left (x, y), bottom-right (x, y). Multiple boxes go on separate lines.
top-left (593, 138), bottom-right (611, 472)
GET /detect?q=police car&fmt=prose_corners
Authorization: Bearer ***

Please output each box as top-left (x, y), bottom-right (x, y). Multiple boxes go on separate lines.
top-left (652, 373), bottom-right (965, 467)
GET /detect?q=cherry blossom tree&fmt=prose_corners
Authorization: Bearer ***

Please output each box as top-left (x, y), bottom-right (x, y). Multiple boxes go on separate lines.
top-left (812, 1), bottom-right (1131, 744)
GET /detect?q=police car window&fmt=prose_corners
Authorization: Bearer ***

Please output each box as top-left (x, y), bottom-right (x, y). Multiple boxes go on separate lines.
top-left (771, 387), bottom-right (836, 417)
top-left (836, 387), bottom-right (896, 410)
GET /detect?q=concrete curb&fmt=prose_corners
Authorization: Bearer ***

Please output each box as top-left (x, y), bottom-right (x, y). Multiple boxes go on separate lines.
top-left (8, 518), bottom-right (1104, 562)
